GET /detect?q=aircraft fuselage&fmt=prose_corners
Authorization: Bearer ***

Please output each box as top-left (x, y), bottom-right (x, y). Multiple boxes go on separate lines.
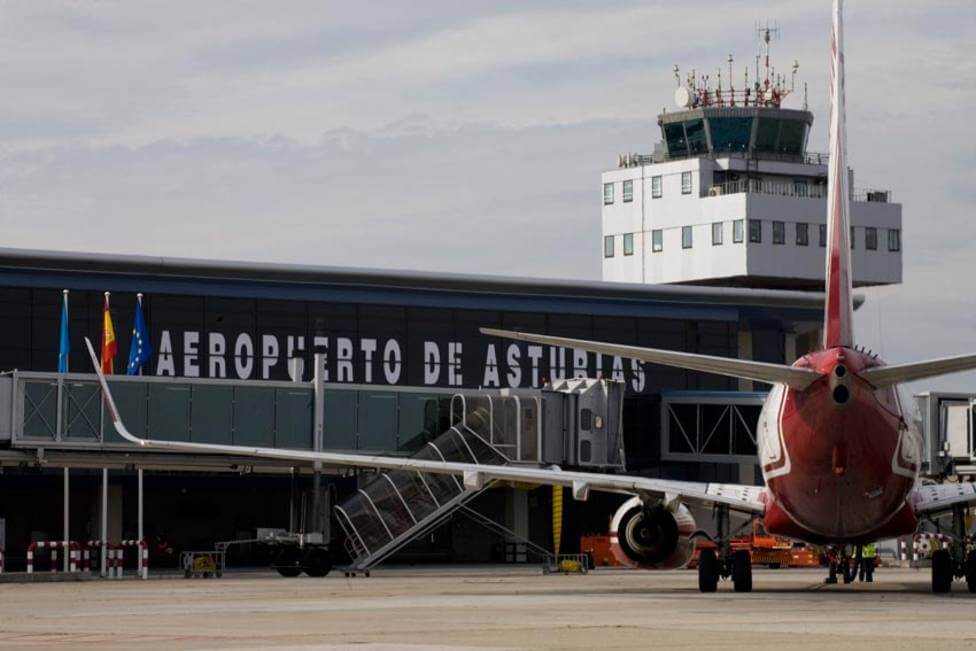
top-left (758, 347), bottom-right (922, 544)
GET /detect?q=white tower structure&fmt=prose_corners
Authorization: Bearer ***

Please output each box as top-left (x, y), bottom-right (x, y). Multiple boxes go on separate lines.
top-left (601, 31), bottom-right (901, 290)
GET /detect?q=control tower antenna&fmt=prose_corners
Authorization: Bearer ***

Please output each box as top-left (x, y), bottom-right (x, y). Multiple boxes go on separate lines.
top-left (756, 20), bottom-right (780, 86)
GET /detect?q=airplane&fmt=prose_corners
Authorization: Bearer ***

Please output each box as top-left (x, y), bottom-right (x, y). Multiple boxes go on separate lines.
top-left (83, 0), bottom-right (976, 593)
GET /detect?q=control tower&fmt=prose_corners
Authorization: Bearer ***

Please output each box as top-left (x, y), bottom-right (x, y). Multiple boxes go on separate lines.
top-left (601, 28), bottom-right (901, 291)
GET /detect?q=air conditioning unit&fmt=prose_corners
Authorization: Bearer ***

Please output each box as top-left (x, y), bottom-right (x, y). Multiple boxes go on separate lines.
top-left (708, 186), bottom-right (724, 197)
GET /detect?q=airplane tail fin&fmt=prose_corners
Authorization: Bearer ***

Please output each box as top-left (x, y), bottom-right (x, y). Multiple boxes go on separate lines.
top-left (823, 0), bottom-right (855, 349)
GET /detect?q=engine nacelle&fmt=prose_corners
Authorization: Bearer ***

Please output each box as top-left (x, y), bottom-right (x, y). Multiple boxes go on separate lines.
top-left (609, 496), bottom-right (696, 570)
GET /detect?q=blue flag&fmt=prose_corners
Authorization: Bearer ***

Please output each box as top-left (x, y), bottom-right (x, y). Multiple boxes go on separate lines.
top-left (57, 291), bottom-right (69, 373)
top-left (127, 295), bottom-right (153, 375)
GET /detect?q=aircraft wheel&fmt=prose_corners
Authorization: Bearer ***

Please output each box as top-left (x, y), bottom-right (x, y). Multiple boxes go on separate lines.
top-left (965, 552), bottom-right (976, 593)
top-left (931, 549), bottom-right (953, 593)
top-left (698, 548), bottom-right (719, 593)
top-left (731, 550), bottom-right (752, 593)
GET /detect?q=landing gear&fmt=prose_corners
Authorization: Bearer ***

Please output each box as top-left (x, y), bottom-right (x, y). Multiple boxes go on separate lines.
top-left (301, 548), bottom-right (333, 577)
top-left (698, 548), bottom-right (719, 593)
top-left (273, 547), bottom-right (303, 578)
top-left (932, 549), bottom-right (953, 593)
top-left (965, 552), bottom-right (976, 594)
top-left (697, 506), bottom-right (753, 593)
top-left (732, 550), bottom-right (753, 593)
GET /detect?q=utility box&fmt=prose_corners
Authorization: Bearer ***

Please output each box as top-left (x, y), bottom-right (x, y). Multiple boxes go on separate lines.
top-left (541, 379), bottom-right (625, 470)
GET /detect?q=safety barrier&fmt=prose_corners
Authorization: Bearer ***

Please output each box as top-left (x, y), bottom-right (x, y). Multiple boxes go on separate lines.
top-left (118, 539), bottom-right (148, 580)
top-left (909, 533), bottom-right (948, 563)
top-left (107, 547), bottom-right (123, 579)
top-left (26, 541), bottom-right (81, 573)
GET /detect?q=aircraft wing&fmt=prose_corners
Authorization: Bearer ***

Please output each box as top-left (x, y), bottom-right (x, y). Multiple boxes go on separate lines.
top-left (860, 353), bottom-right (976, 388)
top-left (84, 339), bottom-right (766, 515)
top-left (910, 482), bottom-right (976, 516)
top-left (479, 328), bottom-right (822, 391)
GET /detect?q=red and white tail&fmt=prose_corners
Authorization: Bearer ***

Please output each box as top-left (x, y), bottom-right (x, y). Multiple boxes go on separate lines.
top-left (823, 0), bottom-right (854, 349)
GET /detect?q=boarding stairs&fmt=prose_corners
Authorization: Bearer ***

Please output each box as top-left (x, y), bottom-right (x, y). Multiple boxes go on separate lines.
top-left (334, 394), bottom-right (530, 573)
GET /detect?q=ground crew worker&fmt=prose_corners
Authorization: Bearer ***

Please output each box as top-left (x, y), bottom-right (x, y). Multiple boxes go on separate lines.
top-left (861, 543), bottom-right (876, 582)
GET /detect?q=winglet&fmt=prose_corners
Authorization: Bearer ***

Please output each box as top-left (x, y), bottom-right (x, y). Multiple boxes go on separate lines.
top-left (84, 337), bottom-right (148, 447)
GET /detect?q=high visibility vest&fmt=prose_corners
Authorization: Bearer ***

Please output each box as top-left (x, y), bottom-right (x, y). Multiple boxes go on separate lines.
top-left (862, 544), bottom-right (877, 559)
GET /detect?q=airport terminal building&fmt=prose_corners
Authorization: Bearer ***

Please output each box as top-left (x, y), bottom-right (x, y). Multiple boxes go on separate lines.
top-left (0, 248), bottom-right (833, 570)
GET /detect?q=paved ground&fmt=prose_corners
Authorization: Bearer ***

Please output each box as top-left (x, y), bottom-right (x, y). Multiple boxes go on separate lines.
top-left (0, 566), bottom-right (974, 650)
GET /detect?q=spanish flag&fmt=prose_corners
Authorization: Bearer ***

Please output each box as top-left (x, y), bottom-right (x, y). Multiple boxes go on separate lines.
top-left (101, 292), bottom-right (117, 374)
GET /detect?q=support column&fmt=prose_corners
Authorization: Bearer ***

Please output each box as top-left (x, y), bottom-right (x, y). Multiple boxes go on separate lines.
top-left (311, 349), bottom-right (326, 533)
top-left (63, 467), bottom-right (69, 572)
top-left (785, 332), bottom-right (797, 364)
top-left (101, 468), bottom-right (108, 577)
top-left (137, 468), bottom-right (144, 543)
top-left (504, 488), bottom-right (530, 562)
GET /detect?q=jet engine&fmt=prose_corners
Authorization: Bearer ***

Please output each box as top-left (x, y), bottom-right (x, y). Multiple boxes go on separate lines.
top-left (609, 496), bottom-right (697, 569)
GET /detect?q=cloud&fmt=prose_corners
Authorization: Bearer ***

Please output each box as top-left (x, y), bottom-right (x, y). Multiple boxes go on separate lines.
top-left (0, 0), bottom-right (974, 396)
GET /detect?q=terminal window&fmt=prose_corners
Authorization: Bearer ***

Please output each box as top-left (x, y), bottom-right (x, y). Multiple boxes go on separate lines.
top-left (865, 227), bottom-right (878, 250)
top-left (623, 233), bottom-right (634, 256)
top-left (772, 221), bottom-right (785, 245)
top-left (748, 219), bottom-right (762, 243)
top-left (682, 226), bottom-right (693, 249)
top-left (652, 229), bottom-right (663, 252)
top-left (850, 226), bottom-right (856, 250)
top-left (604, 235), bottom-right (615, 257)
top-left (733, 219), bottom-right (744, 243)
top-left (651, 176), bottom-right (662, 198)
top-left (711, 222), bottom-right (723, 246)
top-left (819, 224), bottom-right (827, 247)
top-left (622, 179), bottom-right (633, 203)
top-left (603, 182), bottom-right (614, 205)
top-left (888, 229), bottom-right (901, 251)
top-left (796, 223), bottom-right (809, 246)
top-left (681, 171), bottom-right (693, 195)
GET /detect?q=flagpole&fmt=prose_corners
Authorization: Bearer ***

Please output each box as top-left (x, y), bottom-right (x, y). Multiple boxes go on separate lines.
top-left (136, 293), bottom-right (144, 376)
top-left (59, 289), bottom-right (69, 373)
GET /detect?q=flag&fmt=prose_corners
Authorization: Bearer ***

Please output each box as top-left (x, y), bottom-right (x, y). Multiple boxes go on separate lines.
top-left (57, 290), bottom-right (70, 373)
top-left (101, 292), bottom-right (117, 374)
top-left (127, 293), bottom-right (153, 375)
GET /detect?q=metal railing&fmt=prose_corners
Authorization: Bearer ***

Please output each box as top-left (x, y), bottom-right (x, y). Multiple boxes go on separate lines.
top-left (705, 180), bottom-right (891, 203)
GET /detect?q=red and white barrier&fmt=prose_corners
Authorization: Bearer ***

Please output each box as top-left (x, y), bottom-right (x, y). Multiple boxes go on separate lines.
top-left (118, 539), bottom-right (148, 580)
top-left (26, 541), bottom-right (81, 574)
top-left (912, 533), bottom-right (948, 562)
top-left (107, 547), bottom-right (123, 579)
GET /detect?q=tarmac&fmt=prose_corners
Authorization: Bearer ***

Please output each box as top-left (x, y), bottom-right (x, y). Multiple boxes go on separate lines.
top-left (0, 566), bottom-right (974, 650)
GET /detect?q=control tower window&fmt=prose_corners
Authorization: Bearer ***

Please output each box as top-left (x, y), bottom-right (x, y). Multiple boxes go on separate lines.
top-left (681, 172), bottom-right (693, 195)
top-left (888, 229), bottom-right (901, 252)
top-left (712, 222), bottom-right (723, 246)
top-left (749, 219), bottom-right (762, 243)
top-left (623, 233), bottom-right (634, 256)
top-left (755, 118), bottom-right (781, 153)
top-left (604, 235), bottom-right (615, 258)
top-left (664, 123), bottom-right (687, 156)
top-left (708, 117), bottom-right (753, 154)
top-left (651, 176), bottom-right (662, 198)
top-left (684, 119), bottom-right (707, 155)
top-left (796, 223), bottom-right (809, 246)
top-left (652, 229), bottom-right (663, 252)
top-left (603, 182), bottom-right (614, 205)
top-left (772, 221), bottom-right (785, 245)
top-left (682, 226), bottom-right (693, 249)
top-left (777, 121), bottom-right (806, 156)
top-left (819, 224), bottom-right (827, 247)
top-left (622, 180), bottom-right (633, 203)
top-left (733, 220), bottom-right (744, 243)
top-left (865, 227), bottom-right (878, 251)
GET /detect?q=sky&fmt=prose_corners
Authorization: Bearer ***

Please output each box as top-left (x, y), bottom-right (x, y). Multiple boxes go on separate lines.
top-left (1, 0), bottom-right (974, 392)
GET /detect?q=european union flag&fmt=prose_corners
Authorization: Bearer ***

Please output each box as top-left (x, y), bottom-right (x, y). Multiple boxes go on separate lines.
top-left (127, 294), bottom-right (153, 375)
top-left (57, 290), bottom-right (69, 373)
